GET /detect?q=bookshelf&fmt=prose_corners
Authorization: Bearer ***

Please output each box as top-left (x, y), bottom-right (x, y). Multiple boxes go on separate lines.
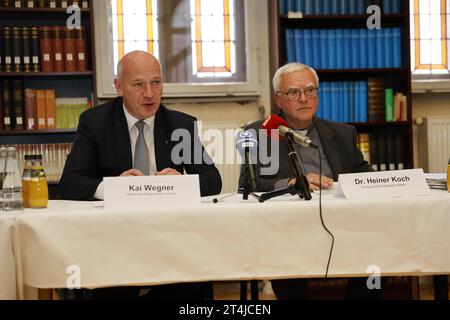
top-left (0, 1), bottom-right (95, 196)
top-left (269, 0), bottom-right (413, 171)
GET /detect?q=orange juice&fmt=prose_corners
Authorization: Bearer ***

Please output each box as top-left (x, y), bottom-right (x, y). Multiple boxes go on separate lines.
top-left (22, 155), bottom-right (34, 208)
top-left (29, 155), bottom-right (48, 209)
top-left (29, 179), bottom-right (48, 208)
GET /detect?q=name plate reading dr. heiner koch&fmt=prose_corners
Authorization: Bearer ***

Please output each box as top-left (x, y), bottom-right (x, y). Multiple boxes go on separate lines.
top-left (336, 169), bottom-right (431, 199)
top-left (103, 175), bottom-right (201, 210)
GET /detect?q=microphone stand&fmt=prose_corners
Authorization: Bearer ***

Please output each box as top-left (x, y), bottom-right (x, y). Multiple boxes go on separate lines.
top-left (241, 149), bottom-right (261, 201)
top-left (258, 132), bottom-right (312, 203)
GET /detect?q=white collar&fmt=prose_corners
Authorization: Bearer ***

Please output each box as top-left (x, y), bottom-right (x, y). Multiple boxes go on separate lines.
top-left (123, 105), bottom-right (155, 133)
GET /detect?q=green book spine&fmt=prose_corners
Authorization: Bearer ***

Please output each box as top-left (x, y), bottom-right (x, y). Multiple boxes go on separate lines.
top-left (385, 88), bottom-right (394, 122)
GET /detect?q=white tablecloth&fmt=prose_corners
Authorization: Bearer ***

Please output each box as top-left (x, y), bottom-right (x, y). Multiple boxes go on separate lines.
top-left (0, 214), bottom-right (18, 299)
top-left (14, 191), bottom-right (450, 290)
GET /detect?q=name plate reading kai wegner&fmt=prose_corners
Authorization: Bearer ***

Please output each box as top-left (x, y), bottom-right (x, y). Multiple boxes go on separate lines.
top-left (336, 169), bottom-right (431, 199)
top-left (103, 175), bottom-right (201, 210)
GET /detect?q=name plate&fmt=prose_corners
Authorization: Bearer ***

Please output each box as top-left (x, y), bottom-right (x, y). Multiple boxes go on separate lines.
top-left (104, 175), bottom-right (201, 210)
top-left (336, 169), bottom-right (431, 199)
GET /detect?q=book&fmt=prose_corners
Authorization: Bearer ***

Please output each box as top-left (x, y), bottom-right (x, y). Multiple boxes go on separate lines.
top-left (22, 27), bottom-right (32, 73)
top-left (36, 89), bottom-right (47, 129)
top-left (39, 26), bottom-right (54, 72)
top-left (45, 89), bottom-right (56, 129)
top-left (2, 27), bottom-right (13, 72)
top-left (393, 92), bottom-right (407, 122)
top-left (367, 78), bottom-right (385, 122)
top-left (13, 0), bottom-right (23, 7)
top-left (386, 128), bottom-right (396, 171)
top-left (0, 27), bottom-right (3, 72)
top-left (30, 27), bottom-right (40, 72)
top-left (12, 27), bottom-right (22, 72)
top-left (369, 132), bottom-right (378, 171)
top-left (0, 81), bottom-right (3, 130)
top-left (394, 129), bottom-right (405, 170)
top-left (1, 1), bottom-right (14, 7)
top-left (36, 0), bottom-right (46, 7)
top-left (376, 131), bottom-right (387, 171)
top-left (385, 88), bottom-right (394, 122)
top-left (52, 26), bottom-right (65, 72)
top-left (75, 26), bottom-right (88, 71)
top-left (358, 133), bottom-right (371, 164)
top-left (2, 80), bottom-right (12, 130)
top-left (24, 88), bottom-right (37, 130)
top-left (63, 27), bottom-right (77, 72)
top-left (12, 79), bottom-right (24, 130)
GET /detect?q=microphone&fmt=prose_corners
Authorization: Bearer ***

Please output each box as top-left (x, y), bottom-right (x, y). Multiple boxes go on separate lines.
top-left (262, 114), bottom-right (319, 149)
top-left (236, 130), bottom-right (258, 192)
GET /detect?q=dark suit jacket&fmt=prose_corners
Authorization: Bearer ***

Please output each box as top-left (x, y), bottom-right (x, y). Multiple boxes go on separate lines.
top-left (60, 97), bottom-right (222, 200)
top-left (238, 117), bottom-right (372, 192)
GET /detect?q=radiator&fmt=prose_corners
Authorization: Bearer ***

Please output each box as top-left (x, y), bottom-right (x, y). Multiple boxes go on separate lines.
top-left (418, 116), bottom-right (450, 173)
top-left (199, 122), bottom-right (243, 194)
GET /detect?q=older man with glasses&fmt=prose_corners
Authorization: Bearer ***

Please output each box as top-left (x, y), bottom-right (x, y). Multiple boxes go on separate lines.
top-left (238, 63), bottom-right (378, 299)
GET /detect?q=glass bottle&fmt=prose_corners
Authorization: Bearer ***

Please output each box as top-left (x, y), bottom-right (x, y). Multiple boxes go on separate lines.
top-left (29, 154), bottom-right (48, 209)
top-left (22, 155), bottom-right (34, 208)
top-left (0, 148), bottom-right (8, 210)
top-left (3, 147), bottom-right (24, 211)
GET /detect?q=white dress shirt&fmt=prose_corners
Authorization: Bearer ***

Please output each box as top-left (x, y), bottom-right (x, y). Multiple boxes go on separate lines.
top-left (94, 105), bottom-right (157, 200)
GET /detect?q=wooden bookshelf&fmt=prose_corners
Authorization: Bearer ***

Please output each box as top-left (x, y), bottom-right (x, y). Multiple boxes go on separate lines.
top-left (0, 71), bottom-right (93, 77)
top-left (269, 0), bottom-right (413, 169)
top-left (0, 2), bottom-right (95, 199)
top-left (0, 8), bottom-right (90, 12)
top-left (0, 129), bottom-right (77, 135)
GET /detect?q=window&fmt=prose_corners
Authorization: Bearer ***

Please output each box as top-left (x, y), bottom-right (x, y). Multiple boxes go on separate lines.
top-left (410, 0), bottom-right (450, 91)
top-left (94, 0), bottom-right (261, 98)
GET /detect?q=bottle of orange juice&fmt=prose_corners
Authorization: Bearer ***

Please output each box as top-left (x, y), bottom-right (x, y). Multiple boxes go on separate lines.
top-left (29, 155), bottom-right (48, 209)
top-left (21, 155), bottom-right (34, 208)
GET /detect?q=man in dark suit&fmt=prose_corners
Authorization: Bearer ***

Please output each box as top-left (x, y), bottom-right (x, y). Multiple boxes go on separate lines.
top-left (59, 51), bottom-right (221, 299)
top-left (239, 63), bottom-right (380, 299)
top-left (60, 51), bottom-right (221, 200)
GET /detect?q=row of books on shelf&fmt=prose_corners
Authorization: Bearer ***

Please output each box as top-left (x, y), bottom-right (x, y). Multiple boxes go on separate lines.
top-left (0, 0), bottom-right (88, 8)
top-left (367, 77), bottom-right (407, 122)
top-left (316, 80), bottom-right (407, 123)
top-left (1, 79), bottom-right (90, 130)
top-left (279, 0), bottom-right (400, 16)
top-left (317, 81), bottom-right (367, 123)
top-left (357, 129), bottom-right (407, 172)
top-left (285, 28), bottom-right (402, 70)
top-left (1, 143), bottom-right (73, 183)
top-left (0, 25), bottom-right (89, 73)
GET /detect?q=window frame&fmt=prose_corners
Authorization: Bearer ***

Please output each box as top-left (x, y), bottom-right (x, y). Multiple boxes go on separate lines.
top-left (411, 0), bottom-right (450, 92)
top-left (93, 0), bottom-right (263, 99)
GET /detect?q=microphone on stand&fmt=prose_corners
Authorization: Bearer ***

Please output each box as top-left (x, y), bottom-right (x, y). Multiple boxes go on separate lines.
top-left (212, 129), bottom-right (260, 204)
top-left (261, 114), bottom-right (312, 201)
top-left (262, 114), bottom-right (318, 149)
top-left (236, 130), bottom-right (258, 192)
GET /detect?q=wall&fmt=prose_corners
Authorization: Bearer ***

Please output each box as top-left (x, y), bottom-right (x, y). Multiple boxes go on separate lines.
top-left (412, 93), bottom-right (450, 168)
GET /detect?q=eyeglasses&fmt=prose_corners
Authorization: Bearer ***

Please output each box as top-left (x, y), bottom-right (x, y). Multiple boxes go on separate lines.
top-left (277, 87), bottom-right (319, 100)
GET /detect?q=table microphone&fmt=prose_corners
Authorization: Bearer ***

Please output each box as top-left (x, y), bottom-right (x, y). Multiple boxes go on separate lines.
top-left (236, 130), bottom-right (258, 192)
top-left (262, 114), bottom-right (318, 149)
